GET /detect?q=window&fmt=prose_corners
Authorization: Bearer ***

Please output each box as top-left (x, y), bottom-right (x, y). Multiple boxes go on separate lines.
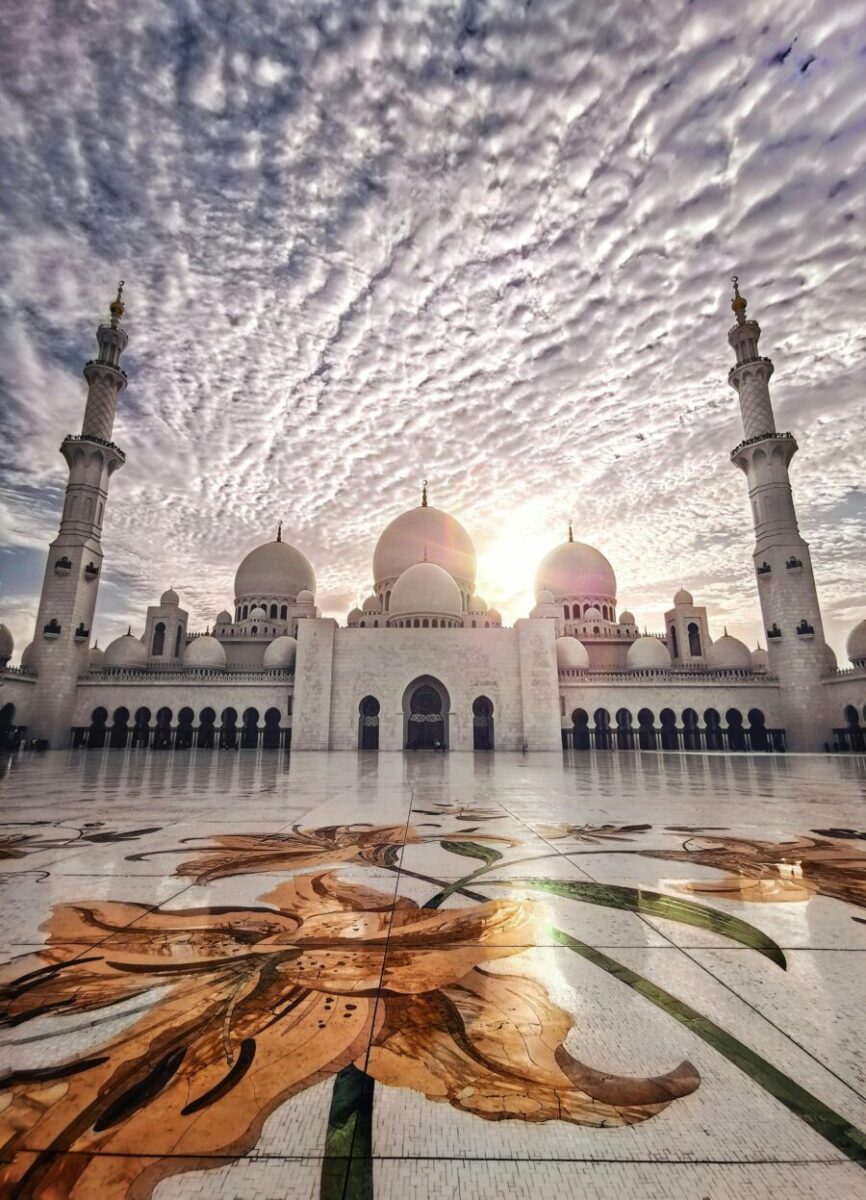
top-left (280, 605), bottom-right (288, 620)
top-left (174, 625), bottom-right (182, 657)
top-left (670, 625), bottom-right (679, 658)
top-left (688, 622), bottom-right (702, 656)
top-left (151, 622), bottom-right (165, 656)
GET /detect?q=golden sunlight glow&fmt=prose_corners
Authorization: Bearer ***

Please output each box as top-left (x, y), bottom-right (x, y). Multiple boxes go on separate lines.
top-left (475, 501), bottom-right (559, 625)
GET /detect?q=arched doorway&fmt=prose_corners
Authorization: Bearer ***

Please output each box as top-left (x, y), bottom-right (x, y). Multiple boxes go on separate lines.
top-left (660, 708), bottom-right (679, 751)
top-left (571, 708), bottom-right (590, 750)
top-left (704, 709), bottom-right (723, 751)
top-left (726, 708), bottom-right (746, 751)
top-left (198, 707), bottom-right (216, 748)
top-left (0, 702), bottom-right (19, 752)
top-left (241, 708), bottom-right (260, 749)
top-left (593, 708), bottom-right (612, 750)
top-left (262, 707), bottom-right (282, 748)
top-left (89, 707), bottom-right (108, 749)
top-left (748, 708), bottom-right (768, 751)
top-left (153, 707), bottom-right (173, 750)
top-left (109, 707), bottom-right (130, 749)
top-left (175, 707), bottom-right (195, 750)
top-left (615, 708), bottom-right (634, 750)
top-left (358, 696), bottom-right (380, 750)
top-left (472, 696), bottom-right (494, 750)
top-left (682, 708), bottom-right (700, 751)
top-left (220, 707), bottom-right (238, 749)
top-left (403, 677), bottom-right (449, 750)
top-left (637, 708), bottom-right (656, 751)
top-left (131, 707), bottom-right (151, 749)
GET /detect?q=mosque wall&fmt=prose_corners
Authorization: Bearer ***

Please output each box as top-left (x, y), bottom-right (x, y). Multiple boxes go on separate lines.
top-left (314, 622), bottom-right (559, 752)
top-left (821, 672), bottom-right (866, 729)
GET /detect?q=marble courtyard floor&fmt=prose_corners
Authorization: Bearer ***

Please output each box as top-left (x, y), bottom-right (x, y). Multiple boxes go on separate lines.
top-left (1, 749), bottom-right (865, 1200)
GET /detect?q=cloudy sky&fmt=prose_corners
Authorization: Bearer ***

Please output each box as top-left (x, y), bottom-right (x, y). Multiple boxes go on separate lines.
top-left (1, 0), bottom-right (864, 662)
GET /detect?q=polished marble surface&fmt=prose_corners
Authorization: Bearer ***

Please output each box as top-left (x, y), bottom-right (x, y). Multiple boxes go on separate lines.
top-left (1, 748), bottom-right (865, 1199)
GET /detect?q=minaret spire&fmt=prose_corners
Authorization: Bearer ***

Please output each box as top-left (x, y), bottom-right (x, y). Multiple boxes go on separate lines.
top-left (727, 277), bottom-right (829, 750)
top-left (27, 283), bottom-right (130, 745)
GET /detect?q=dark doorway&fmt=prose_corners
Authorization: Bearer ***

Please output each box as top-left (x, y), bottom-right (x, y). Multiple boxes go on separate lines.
top-left (109, 707), bottom-right (130, 749)
top-left (359, 696), bottom-right (380, 750)
top-left (220, 707), bottom-right (238, 749)
top-left (175, 707), bottom-right (195, 749)
top-left (472, 696), bottom-right (494, 750)
top-left (263, 707), bottom-right (282, 748)
top-left (131, 707), bottom-right (151, 748)
top-left (406, 684), bottom-right (445, 750)
top-left (572, 708), bottom-right (591, 750)
top-left (89, 707), bottom-right (108, 749)
top-left (242, 708), bottom-right (260, 748)
top-left (198, 707), bottom-right (216, 748)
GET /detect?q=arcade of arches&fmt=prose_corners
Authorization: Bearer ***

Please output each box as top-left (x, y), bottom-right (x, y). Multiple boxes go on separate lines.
top-left (565, 706), bottom-right (785, 752)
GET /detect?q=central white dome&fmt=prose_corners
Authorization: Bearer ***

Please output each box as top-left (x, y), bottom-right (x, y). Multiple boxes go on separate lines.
top-left (389, 562), bottom-right (463, 617)
top-left (535, 539), bottom-right (616, 600)
top-left (234, 538), bottom-right (316, 602)
top-left (373, 504), bottom-right (476, 588)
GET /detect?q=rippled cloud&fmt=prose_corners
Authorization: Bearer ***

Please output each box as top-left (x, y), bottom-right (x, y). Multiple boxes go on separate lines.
top-left (1, 0), bottom-right (864, 658)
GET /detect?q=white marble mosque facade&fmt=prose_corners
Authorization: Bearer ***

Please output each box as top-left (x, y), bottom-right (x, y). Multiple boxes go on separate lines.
top-left (1, 281), bottom-right (865, 755)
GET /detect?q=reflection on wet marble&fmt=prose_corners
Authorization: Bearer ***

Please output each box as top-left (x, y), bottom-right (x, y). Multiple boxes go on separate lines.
top-left (1, 748), bottom-right (865, 1199)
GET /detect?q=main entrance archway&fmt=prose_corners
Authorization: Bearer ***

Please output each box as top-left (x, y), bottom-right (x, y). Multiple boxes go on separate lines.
top-left (403, 676), bottom-right (450, 750)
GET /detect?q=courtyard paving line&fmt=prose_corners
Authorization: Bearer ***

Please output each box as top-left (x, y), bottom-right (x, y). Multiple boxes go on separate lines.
top-left (557, 846), bottom-right (866, 1112)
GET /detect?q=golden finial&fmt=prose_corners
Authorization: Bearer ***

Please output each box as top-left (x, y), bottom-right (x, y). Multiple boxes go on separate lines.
top-left (109, 280), bottom-right (125, 320)
top-left (421, 479), bottom-right (428, 508)
top-left (567, 520), bottom-right (574, 543)
top-left (276, 520), bottom-right (282, 543)
top-left (730, 275), bottom-right (747, 324)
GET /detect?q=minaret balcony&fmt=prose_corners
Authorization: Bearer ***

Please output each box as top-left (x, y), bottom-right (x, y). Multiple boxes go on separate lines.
top-left (84, 358), bottom-right (128, 382)
top-left (730, 430), bottom-right (797, 461)
top-left (756, 562), bottom-right (772, 576)
top-left (767, 624), bottom-right (782, 640)
top-left (785, 556), bottom-right (803, 572)
top-left (54, 556), bottom-right (73, 576)
top-left (796, 620), bottom-right (815, 638)
top-left (62, 433), bottom-right (126, 463)
top-left (84, 562), bottom-right (100, 580)
top-left (43, 619), bottom-right (62, 639)
top-left (74, 624), bottom-right (90, 642)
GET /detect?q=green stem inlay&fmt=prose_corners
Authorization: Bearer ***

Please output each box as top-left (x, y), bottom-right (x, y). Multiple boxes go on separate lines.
top-left (321, 1063), bottom-right (375, 1200)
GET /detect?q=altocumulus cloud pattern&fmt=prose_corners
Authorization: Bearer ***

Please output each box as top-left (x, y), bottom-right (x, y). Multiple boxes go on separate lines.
top-left (0, 0), bottom-right (864, 655)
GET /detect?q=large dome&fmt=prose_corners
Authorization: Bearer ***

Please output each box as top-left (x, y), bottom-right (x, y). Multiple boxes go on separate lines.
top-left (373, 504), bottom-right (476, 588)
top-left (556, 636), bottom-right (590, 670)
top-left (234, 538), bottom-right (316, 602)
top-left (389, 562), bottom-right (463, 617)
top-left (705, 633), bottom-right (751, 671)
top-left (104, 632), bottom-right (147, 670)
top-left (627, 636), bottom-right (671, 671)
top-left (183, 635), bottom-right (226, 671)
top-left (535, 539), bottom-right (616, 600)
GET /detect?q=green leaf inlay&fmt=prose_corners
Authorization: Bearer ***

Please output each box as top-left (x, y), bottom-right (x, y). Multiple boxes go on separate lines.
top-left (321, 1064), bottom-right (374, 1200)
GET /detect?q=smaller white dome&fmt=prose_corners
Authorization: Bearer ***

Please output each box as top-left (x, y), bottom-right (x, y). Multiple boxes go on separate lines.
top-left (468, 594), bottom-right (488, 615)
top-left (619, 610), bottom-right (636, 625)
top-left (296, 589), bottom-right (314, 606)
top-left (705, 633), bottom-right (752, 671)
top-left (348, 607), bottom-right (363, 624)
top-left (0, 623), bottom-right (13, 660)
top-left (846, 619), bottom-right (866, 666)
top-left (390, 561), bottom-right (462, 617)
top-left (248, 606), bottom-right (267, 620)
top-left (823, 643), bottom-right (837, 672)
top-left (183, 635), bottom-right (226, 671)
top-left (487, 608), bottom-right (502, 625)
top-left (104, 632), bottom-right (148, 670)
top-left (584, 606), bottom-right (603, 620)
top-left (673, 587), bottom-right (693, 606)
top-left (750, 646), bottom-right (769, 674)
top-left (536, 589), bottom-right (555, 605)
top-left (627, 636), bottom-right (671, 671)
top-left (20, 641), bottom-right (35, 669)
top-left (362, 595), bottom-right (381, 613)
top-left (160, 588), bottom-right (180, 606)
top-left (89, 644), bottom-right (105, 670)
top-left (556, 636), bottom-right (590, 670)
top-left (216, 609), bottom-right (232, 624)
top-left (263, 635), bottom-right (298, 670)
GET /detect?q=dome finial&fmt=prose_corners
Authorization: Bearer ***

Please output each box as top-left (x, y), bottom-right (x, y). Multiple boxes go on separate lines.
top-left (127, 625), bottom-right (132, 636)
top-left (567, 520), bottom-right (574, 543)
top-left (421, 479), bottom-right (428, 507)
top-left (730, 275), bottom-right (747, 325)
top-left (276, 520), bottom-right (282, 543)
top-left (109, 280), bottom-right (125, 324)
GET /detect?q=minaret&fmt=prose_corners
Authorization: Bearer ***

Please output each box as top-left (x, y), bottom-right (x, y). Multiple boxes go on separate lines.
top-left (727, 277), bottom-right (828, 750)
top-left (28, 284), bottom-right (129, 746)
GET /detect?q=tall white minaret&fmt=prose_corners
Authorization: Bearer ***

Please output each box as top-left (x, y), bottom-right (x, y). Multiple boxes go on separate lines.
top-left (727, 277), bottom-right (829, 750)
top-left (28, 284), bottom-right (129, 746)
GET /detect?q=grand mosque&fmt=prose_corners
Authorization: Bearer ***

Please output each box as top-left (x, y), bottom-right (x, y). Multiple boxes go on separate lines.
top-left (1, 281), bottom-right (865, 754)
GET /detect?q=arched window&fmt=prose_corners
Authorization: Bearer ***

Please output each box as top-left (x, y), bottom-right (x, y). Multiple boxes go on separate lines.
top-left (242, 604), bottom-right (248, 620)
top-left (151, 622), bottom-right (165, 656)
top-left (472, 696), bottom-right (494, 750)
top-left (385, 591), bottom-right (391, 611)
top-left (660, 708), bottom-right (678, 750)
top-left (423, 618), bottom-right (429, 627)
top-left (280, 604), bottom-right (288, 620)
top-left (432, 619), bottom-right (438, 628)
top-left (670, 625), bottom-right (679, 658)
top-left (174, 625), bottom-right (183, 657)
top-left (269, 604), bottom-right (277, 619)
top-left (414, 618), bottom-right (420, 627)
top-left (251, 625), bottom-right (258, 636)
top-left (688, 622), bottom-right (702, 656)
